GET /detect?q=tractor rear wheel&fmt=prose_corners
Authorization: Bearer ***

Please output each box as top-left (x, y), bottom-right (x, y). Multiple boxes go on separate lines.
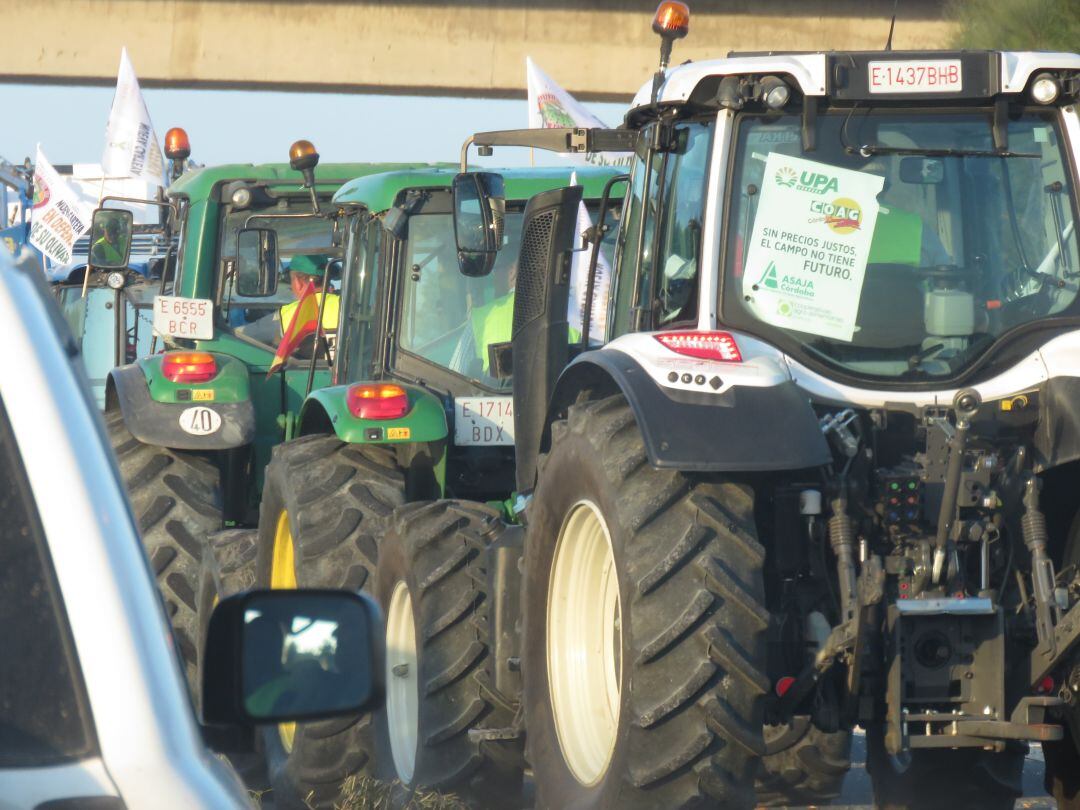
top-left (106, 409), bottom-right (221, 692)
top-left (373, 500), bottom-right (523, 807)
top-left (522, 395), bottom-right (769, 809)
top-left (756, 719), bottom-right (851, 806)
top-left (196, 527), bottom-right (266, 790)
top-left (254, 434), bottom-right (405, 809)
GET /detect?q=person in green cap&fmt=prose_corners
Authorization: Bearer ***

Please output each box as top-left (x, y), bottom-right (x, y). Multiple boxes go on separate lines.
top-left (237, 253), bottom-right (340, 349)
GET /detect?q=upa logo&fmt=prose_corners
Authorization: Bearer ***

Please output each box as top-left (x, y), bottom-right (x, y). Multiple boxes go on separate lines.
top-left (537, 93), bottom-right (576, 129)
top-left (774, 167), bottom-right (797, 188)
top-left (810, 197), bottom-right (863, 235)
top-left (776, 164), bottom-right (840, 195)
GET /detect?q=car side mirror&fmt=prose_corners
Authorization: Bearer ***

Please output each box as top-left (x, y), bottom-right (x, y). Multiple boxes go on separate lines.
top-left (88, 209), bottom-right (134, 270)
top-left (236, 227), bottom-right (279, 297)
top-left (452, 172), bottom-right (505, 277)
top-left (201, 589), bottom-right (383, 727)
top-left (899, 156), bottom-right (945, 185)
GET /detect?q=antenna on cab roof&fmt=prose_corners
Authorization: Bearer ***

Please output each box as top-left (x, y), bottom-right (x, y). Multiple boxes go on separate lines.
top-left (884, 0), bottom-right (900, 51)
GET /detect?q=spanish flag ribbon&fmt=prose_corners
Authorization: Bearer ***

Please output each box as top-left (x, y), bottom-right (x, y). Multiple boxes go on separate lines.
top-left (267, 279), bottom-right (320, 377)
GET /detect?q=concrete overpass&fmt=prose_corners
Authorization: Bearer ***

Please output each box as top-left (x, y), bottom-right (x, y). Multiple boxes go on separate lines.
top-left (2, 1), bottom-right (956, 102)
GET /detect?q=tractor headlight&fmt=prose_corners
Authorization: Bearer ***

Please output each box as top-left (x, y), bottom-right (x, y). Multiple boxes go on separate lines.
top-left (759, 76), bottom-right (791, 110)
top-left (231, 187), bottom-right (253, 208)
top-left (106, 271), bottom-right (125, 290)
top-left (1031, 72), bottom-right (1060, 105)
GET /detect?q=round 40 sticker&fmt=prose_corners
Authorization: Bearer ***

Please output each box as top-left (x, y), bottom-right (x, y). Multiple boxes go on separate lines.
top-left (179, 406), bottom-right (221, 436)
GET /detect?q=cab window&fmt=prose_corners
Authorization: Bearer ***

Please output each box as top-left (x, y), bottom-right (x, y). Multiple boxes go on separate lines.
top-left (397, 210), bottom-right (522, 390)
top-left (337, 216), bottom-right (383, 384)
top-left (0, 396), bottom-right (96, 766)
top-left (611, 120), bottom-right (711, 335)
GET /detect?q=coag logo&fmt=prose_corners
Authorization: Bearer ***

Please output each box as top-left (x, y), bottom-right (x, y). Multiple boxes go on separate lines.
top-left (810, 197), bottom-right (862, 235)
top-left (775, 167), bottom-right (797, 188)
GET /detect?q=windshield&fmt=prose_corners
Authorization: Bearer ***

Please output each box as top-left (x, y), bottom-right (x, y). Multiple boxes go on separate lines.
top-left (722, 109), bottom-right (1079, 381)
top-left (220, 203), bottom-right (340, 335)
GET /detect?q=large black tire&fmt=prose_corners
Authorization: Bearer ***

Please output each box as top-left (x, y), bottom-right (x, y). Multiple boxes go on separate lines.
top-left (756, 719), bottom-right (851, 806)
top-left (522, 395), bottom-right (769, 809)
top-left (373, 500), bottom-right (523, 807)
top-left (866, 724), bottom-right (1023, 810)
top-left (195, 528), bottom-right (268, 790)
top-left (255, 434), bottom-right (405, 810)
top-left (106, 408), bottom-right (221, 691)
top-left (196, 528), bottom-right (259, 694)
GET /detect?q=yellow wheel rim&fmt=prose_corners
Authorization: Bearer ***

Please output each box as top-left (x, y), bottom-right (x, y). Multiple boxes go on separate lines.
top-left (271, 509), bottom-right (297, 751)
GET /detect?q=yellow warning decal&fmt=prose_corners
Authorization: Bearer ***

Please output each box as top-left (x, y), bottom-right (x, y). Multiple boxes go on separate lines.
top-left (193, 389), bottom-right (215, 402)
top-left (387, 427), bottom-right (411, 440)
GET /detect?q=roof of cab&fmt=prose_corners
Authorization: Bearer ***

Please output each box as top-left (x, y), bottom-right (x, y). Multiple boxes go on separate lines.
top-left (333, 164), bottom-right (623, 212)
top-left (167, 161), bottom-right (453, 200)
top-left (629, 50), bottom-right (1080, 112)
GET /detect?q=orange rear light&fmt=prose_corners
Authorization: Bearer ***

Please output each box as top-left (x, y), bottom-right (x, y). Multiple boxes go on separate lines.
top-left (164, 127), bottom-right (191, 160)
top-left (655, 331), bottom-right (742, 362)
top-left (347, 383), bottom-right (410, 420)
top-left (653, 1), bottom-right (690, 39)
top-left (162, 351), bottom-right (218, 383)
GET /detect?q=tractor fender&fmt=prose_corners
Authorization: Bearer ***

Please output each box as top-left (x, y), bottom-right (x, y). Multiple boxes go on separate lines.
top-left (299, 382), bottom-right (449, 444)
top-left (106, 363), bottom-right (255, 451)
top-left (547, 348), bottom-right (830, 473)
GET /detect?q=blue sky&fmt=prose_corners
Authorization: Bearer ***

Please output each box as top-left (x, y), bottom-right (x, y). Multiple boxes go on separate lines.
top-left (0, 83), bottom-right (629, 169)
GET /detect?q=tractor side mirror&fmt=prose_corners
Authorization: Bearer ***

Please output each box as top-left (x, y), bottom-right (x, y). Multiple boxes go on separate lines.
top-left (452, 172), bottom-right (505, 277)
top-left (88, 208), bottom-right (134, 270)
top-left (201, 589), bottom-right (383, 727)
top-left (236, 227), bottom-right (279, 297)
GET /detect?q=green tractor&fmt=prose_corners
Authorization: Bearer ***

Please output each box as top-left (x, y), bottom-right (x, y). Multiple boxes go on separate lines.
top-left (102, 141), bottom-right (434, 684)
top-left (222, 164), bottom-right (621, 807)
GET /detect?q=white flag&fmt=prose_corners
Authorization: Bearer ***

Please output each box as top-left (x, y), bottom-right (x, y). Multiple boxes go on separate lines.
top-left (527, 57), bottom-right (608, 132)
top-left (567, 172), bottom-right (612, 343)
top-left (102, 48), bottom-right (164, 183)
top-left (526, 58), bottom-right (630, 167)
top-left (28, 146), bottom-right (93, 266)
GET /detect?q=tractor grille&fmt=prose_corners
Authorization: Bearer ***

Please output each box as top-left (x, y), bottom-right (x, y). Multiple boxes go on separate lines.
top-left (514, 208), bottom-right (556, 335)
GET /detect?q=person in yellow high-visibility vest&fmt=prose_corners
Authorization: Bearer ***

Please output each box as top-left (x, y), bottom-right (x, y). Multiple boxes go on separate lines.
top-left (279, 254), bottom-right (340, 333)
top-left (238, 254), bottom-right (339, 349)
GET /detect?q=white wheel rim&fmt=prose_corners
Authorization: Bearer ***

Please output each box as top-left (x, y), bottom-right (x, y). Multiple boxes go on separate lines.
top-left (547, 499), bottom-right (622, 786)
top-left (386, 580), bottom-right (419, 784)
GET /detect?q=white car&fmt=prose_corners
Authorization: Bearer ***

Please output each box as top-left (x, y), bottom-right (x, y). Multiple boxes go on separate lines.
top-left (0, 244), bottom-right (381, 808)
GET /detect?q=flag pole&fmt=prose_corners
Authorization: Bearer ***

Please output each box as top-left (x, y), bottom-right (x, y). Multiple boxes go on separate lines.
top-left (305, 276), bottom-right (331, 397)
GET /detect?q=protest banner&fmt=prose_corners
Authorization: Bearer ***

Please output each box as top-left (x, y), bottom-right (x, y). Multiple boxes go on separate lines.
top-left (28, 146), bottom-right (93, 266)
top-left (742, 153), bottom-right (884, 342)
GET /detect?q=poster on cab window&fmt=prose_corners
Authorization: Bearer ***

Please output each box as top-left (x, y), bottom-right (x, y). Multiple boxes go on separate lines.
top-left (742, 153), bottom-right (883, 342)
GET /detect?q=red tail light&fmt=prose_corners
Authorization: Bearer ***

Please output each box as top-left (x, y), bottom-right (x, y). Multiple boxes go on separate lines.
top-left (162, 351), bottom-right (218, 383)
top-left (347, 384), bottom-right (409, 420)
top-left (654, 331), bottom-right (742, 363)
